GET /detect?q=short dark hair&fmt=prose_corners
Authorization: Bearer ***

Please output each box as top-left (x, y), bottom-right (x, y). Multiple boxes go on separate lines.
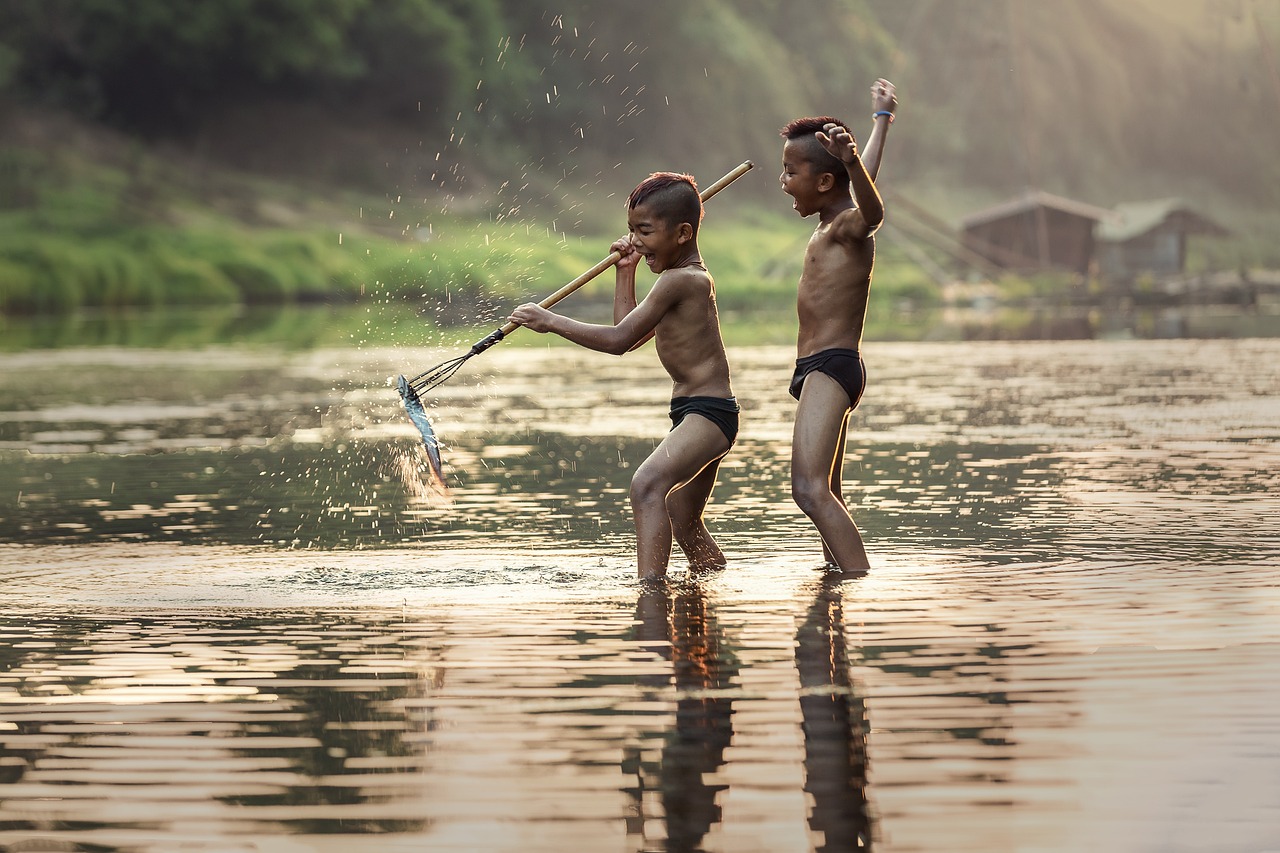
top-left (628, 172), bottom-right (703, 236)
top-left (780, 116), bottom-right (850, 191)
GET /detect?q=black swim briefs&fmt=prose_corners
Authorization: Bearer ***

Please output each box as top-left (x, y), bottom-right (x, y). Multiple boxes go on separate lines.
top-left (788, 348), bottom-right (866, 409)
top-left (669, 396), bottom-right (740, 443)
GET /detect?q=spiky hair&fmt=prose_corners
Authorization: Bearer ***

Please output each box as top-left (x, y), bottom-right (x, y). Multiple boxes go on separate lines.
top-left (780, 116), bottom-right (851, 190)
top-left (628, 172), bottom-right (703, 235)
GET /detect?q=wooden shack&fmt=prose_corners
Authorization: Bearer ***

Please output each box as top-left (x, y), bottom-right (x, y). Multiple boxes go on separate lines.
top-left (1096, 198), bottom-right (1229, 282)
top-left (960, 190), bottom-right (1112, 275)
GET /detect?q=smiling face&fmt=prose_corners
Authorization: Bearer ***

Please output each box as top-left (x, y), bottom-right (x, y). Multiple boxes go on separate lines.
top-left (780, 138), bottom-right (827, 218)
top-left (627, 201), bottom-right (690, 272)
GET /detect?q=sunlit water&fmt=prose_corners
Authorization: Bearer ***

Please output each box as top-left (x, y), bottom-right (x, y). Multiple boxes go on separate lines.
top-left (1, 334), bottom-right (1278, 852)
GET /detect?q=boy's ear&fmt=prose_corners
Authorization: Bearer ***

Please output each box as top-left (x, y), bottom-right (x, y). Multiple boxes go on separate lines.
top-left (817, 171), bottom-right (836, 193)
top-left (676, 222), bottom-right (694, 244)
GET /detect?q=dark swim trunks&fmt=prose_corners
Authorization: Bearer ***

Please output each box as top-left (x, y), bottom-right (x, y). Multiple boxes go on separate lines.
top-left (788, 348), bottom-right (866, 409)
top-left (669, 396), bottom-right (741, 444)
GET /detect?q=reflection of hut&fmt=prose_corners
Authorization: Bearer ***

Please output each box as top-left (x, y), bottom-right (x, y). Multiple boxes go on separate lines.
top-left (960, 190), bottom-right (1111, 275)
top-left (1096, 198), bottom-right (1229, 282)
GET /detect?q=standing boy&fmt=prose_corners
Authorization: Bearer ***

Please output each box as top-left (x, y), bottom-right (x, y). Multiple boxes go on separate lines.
top-left (509, 173), bottom-right (738, 580)
top-left (779, 78), bottom-right (896, 573)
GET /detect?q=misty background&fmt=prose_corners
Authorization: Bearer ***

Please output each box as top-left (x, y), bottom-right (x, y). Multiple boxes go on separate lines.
top-left (2, 0), bottom-right (1278, 316)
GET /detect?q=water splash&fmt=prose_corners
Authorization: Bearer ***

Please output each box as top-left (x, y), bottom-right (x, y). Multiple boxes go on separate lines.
top-left (387, 443), bottom-right (452, 506)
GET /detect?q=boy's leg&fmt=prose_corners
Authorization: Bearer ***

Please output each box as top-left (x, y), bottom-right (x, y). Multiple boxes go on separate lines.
top-left (631, 417), bottom-right (731, 580)
top-left (792, 373), bottom-right (869, 572)
top-left (667, 454), bottom-right (727, 572)
top-left (822, 411), bottom-right (852, 564)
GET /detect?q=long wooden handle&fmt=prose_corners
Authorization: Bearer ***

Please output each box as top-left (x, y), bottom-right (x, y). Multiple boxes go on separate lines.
top-left (496, 160), bottom-right (754, 335)
top-left (695, 159), bottom-right (756, 204)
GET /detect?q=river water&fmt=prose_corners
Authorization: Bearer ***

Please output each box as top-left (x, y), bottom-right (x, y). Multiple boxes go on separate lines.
top-left (1, 316), bottom-right (1278, 851)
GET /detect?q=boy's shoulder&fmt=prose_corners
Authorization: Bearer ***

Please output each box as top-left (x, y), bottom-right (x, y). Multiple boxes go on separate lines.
top-left (653, 263), bottom-right (712, 296)
top-left (813, 204), bottom-right (876, 249)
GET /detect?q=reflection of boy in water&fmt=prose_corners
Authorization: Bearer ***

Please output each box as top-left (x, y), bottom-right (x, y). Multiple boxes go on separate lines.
top-left (797, 577), bottom-right (873, 849)
top-left (779, 79), bottom-right (896, 573)
top-left (629, 581), bottom-right (735, 849)
top-left (510, 174), bottom-right (737, 580)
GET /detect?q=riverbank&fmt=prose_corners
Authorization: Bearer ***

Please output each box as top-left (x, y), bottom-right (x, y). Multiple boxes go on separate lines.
top-left (1, 107), bottom-right (1272, 323)
top-left (3, 299), bottom-right (1276, 355)
top-left (0, 107), bottom-right (940, 321)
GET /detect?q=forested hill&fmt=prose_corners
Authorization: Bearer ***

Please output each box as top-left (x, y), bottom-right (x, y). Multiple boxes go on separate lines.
top-left (2, 0), bottom-right (1278, 215)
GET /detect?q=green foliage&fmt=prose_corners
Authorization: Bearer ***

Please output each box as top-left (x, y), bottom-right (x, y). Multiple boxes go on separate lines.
top-left (0, 0), bottom-right (363, 126)
top-left (0, 148), bottom-right (45, 208)
top-left (0, 209), bottom-right (370, 313)
top-left (0, 259), bottom-right (35, 314)
top-left (0, 43), bottom-right (17, 90)
top-left (151, 254), bottom-right (241, 306)
top-left (0, 0), bottom-right (529, 135)
top-left (876, 0), bottom-right (1280, 205)
top-left (0, 0), bottom-right (1276, 317)
top-left (3, 0), bottom-right (1275, 207)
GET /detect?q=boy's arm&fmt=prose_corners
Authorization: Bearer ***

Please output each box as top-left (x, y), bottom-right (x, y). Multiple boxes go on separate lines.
top-left (611, 235), bottom-right (655, 351)
top-left (509, 273), bottom-right (681, 356)
top-left (816, 123), bottom-right (884, 240)
top-left (860, 78), bottom-right (897, 181)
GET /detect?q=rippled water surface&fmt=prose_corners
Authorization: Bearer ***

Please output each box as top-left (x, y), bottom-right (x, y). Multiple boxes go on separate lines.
top-left (1, 336), bottom-right (1278, 852)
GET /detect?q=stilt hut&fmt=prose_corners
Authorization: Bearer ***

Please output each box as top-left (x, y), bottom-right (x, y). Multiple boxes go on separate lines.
top-left (1096, 198), bottom-right (1229, 282)
top-left (960, 190), bottom-right (1112, 275)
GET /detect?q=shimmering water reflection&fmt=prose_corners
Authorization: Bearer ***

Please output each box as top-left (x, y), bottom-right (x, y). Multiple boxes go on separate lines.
top-left (1, 339), bottom-right (1278, 851)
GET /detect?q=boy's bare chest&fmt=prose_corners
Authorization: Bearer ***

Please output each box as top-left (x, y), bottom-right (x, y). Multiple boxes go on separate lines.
top-left (799, 232), bottom-right (874, 293)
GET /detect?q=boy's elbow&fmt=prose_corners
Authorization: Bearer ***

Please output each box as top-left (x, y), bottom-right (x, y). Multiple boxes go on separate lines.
top-left (603, 336), bottom-right (633, 356)
top-left (605, 326), bottom-right (654, 355)
top-left (864, 205), bottom-right (885, 230)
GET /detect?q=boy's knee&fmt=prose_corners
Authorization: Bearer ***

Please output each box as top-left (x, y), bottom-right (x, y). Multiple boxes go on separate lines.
top-left (791, 477), bottom-right (833, 515)
top-left (630, 473), bottom-right (667, 508)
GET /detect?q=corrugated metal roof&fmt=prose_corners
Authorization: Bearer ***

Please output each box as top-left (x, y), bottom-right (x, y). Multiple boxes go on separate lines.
top-left (960, 190), bottom-right (1114, 230)
top-left (1096, 198), bottom-right (1229, 242)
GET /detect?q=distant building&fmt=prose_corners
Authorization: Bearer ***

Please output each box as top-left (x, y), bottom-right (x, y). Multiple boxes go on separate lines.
top-left (959, 190), bottom-right (1112, 276)
top-left (1096, 198), bottom-right (1229, 282)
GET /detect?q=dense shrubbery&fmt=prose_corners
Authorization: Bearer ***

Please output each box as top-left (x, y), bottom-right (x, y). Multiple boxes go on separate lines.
top-left (0, 0), bottom-right (513, 133)
top-left (0, 1), bottom-right (1275, 314)
top-left (5, 0), bottom-right (1274, 202)
top-left (0, 225), bottom-right (340, 313)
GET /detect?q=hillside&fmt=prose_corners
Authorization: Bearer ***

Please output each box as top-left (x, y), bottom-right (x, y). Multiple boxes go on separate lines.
top-left (175, 1), bottom-right (1280, 210)
top-left (2, 0), bottom-right (1278, 313)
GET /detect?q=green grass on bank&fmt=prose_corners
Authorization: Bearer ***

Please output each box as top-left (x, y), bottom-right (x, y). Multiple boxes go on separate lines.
top-left (0, 139), bottom-right (599, 316)
top-left (0, 137), bottom-right (945, 323)
top-left (3, 131), bottom-right (1272, 328)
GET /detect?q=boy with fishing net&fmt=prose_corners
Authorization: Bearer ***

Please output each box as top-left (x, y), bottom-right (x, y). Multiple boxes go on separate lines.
top-left (510, 173), bottom-right (738, 581)
top-left (779, 78), bottom-right (896, 574)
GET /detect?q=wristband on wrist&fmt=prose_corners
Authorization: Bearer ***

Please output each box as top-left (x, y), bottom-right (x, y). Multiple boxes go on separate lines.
top-left (874, 110), bottom-right (895, 123)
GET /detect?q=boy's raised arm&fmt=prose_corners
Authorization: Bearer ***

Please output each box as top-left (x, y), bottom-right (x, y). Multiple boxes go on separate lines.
top-left (860, 78), bottom-right (897, 181)
top-left (816, 123), bottom-right (884, 236)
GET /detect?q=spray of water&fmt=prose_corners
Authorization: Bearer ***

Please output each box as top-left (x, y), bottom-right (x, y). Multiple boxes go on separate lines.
top-left (388, 444), bottom-right (452, 505)
top-left (338, 10), bottom-right (672, 530)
